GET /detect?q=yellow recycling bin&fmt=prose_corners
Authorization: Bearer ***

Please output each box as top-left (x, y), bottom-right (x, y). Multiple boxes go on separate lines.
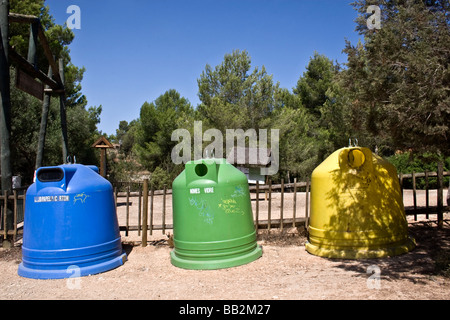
top-left (306, 147), bottom-right (415, 259)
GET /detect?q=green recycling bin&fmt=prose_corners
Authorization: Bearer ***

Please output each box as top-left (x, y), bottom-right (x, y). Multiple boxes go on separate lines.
top-left (171, 158), bottom-right (262, 270)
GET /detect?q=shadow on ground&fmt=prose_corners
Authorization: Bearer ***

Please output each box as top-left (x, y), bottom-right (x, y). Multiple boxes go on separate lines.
top-left (326, 220), bottom-right (450, 283)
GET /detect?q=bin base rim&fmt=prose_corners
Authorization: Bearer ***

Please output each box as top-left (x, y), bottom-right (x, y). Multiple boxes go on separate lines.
top-left (18, 253), bottom-right (127, 279)
top-left (305, 236), bottom-right (416, 259)
top-left (170, 245), bottom-right (262, 270)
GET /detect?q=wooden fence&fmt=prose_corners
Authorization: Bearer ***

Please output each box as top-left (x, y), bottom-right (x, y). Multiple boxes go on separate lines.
top-left (0, 188), bottom-right (26, 243)
top-left (114, 179), bottom-right (312, 237)
top-left (115, 168), bottom-right (449, 246)
top-left (1, 169), bottom-right (448, 246)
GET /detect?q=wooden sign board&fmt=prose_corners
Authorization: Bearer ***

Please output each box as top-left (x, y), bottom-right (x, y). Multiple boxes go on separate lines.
top-left (15, 68), bottom-right (44, 101)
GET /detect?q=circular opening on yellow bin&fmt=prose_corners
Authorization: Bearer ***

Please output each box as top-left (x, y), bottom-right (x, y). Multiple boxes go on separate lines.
top-left (348, 149), bottom-right (365, 168)
top-left (195, 163), bottom-right (208, 177)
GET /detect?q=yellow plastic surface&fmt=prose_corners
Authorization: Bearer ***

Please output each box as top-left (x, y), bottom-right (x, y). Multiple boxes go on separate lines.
top-left (305, 147), bottom-right (415, 259)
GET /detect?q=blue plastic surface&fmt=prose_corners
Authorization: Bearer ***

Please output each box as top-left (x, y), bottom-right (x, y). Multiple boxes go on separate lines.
top-left (18, 164), bottom-right (126, 279)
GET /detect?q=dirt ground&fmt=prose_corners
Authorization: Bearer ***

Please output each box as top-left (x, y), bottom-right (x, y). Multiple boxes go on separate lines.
top-left (0, 190), bottom-right (449, 300)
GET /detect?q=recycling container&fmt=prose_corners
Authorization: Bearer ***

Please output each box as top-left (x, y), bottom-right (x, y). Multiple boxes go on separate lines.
top-left (171, 158), bottom-right (262, 269)
top-left (305, 147), bottom-right (415, 259)
top-left (18, 164), bottom-right (127, 279)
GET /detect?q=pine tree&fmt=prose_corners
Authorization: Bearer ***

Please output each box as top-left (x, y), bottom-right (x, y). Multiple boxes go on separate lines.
top-left (343, 0), bottom-right (450, 156)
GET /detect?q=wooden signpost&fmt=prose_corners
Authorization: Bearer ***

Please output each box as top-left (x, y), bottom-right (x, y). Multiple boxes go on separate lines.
top-left (1, 3), bottom-right (68, 246)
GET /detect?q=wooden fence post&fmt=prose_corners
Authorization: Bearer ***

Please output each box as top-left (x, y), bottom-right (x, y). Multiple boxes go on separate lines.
top-left (412, 172), bottom-right (417, 221)
top-left (425, 171), bottom-right (429, 219)
top-left (162, 186), bottom-right (166, 235)
top-left (2, 191), bottom-right (7, 241)
top-left (58, 58), bottom-right (69, 162)
top-left (437, 162), bottom-right (444, 228)
top-left (114, 187), bottom-right (117, 210)
top-left (255, 181), bottom-right (259, 231)
top-left (268, 180), bottom-right (272, 231)
top-left (305, 178), bottom-right (310, 229)
top-left (293, 178), bottom-right (297, 228)
top-left (138, 185), bottom-right (142, 236)
top-left (125, 183), bottom-right (130, 236)
top-left (13, 190), bottom-right (17, 242)
top-left (141, 179), bottom-right (148, 247)
top-left (399, 173), bottom-right (404, 201)
top-left (149, 188), bottom-right (154, 235)
top-left (280, 179), bottom-right (284, 231)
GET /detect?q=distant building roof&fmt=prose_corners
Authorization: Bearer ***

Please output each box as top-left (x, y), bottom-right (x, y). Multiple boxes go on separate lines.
top-left (91, 136), bottom-right (114, 149)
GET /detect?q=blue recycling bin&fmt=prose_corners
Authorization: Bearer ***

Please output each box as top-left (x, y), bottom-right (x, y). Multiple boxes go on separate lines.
top-left (18, 164), bottom-right (127, 279)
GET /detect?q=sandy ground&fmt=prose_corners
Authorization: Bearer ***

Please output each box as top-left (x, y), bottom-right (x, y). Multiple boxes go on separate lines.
top-left (0, 190), bottom-right (449, 300)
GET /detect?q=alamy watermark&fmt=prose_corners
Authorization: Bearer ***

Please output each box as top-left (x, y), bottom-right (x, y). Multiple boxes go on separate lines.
top-left (66, 265), bottom-right (82, 289)
top-left (171, 121), bottom-right (279, 175)
top-left (66, 5), bottom-right (81, 30)
top-left (366, 265), bottom-right (381, 289)
top-left (367, 5), bottom-right (381, 30)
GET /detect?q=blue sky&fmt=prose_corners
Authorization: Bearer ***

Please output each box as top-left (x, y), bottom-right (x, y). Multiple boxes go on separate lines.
top-left (45, 0), bottom-right (362, 135)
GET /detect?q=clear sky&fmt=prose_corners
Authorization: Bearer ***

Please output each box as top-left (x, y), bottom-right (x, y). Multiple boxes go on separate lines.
top-left (44, 0), bottom-right (362, 135)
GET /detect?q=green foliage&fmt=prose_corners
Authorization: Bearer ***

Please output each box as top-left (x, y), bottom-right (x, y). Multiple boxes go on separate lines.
top-left (387, 152), bottom-right (450, 189)
top-left (288, 53), bottom-right (350, 174)
top-left (294, 52), bottom-right (338, 118)
top-left (112, 120), bottom-right (137, 157)
top-left (134, 89), bottom-right (194, 174)
top-left (387, 152), bottom-right (447, 175)
top-left (268, 102), bottom-right (318, 180)
top-left (106, 153), bottom-right (143, 188)
top-left (343, 0), bottom-right (450, 156)
top-left (150, 166), bottom-right (174, 190)
top-left (197, 50), bottom-right (278, 132)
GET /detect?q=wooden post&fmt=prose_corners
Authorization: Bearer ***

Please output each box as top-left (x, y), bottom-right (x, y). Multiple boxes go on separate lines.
top-left (35, 67), bottom-right (52, 169)
top-left (305, 178), bottom-right (310, 229)
top-left (264, 176), bottom-right (268, 201)
top-left (138, 185), bottom-right (142, 236)
top-left (58, 58), bottom-right (69, 162)
top-left (141, 179), bottom-right (148, 247)
top-left (425, 171), bottom-right (429, 219)
top-left (0, 1), bottom-right (14, 248)
top-left (162, 186), bottom-right (166, 235)
top-left (12, 190), bottom-right (17, 241)
top-left (412, 172), bottom-right (417, 221)
top-left (114, 187), bottom-right (117, 211)
top-left (280, 179), bottom-right (284, 231)
top-left (293, 178), bottom-right (297, 227)
top-left (268, 180), bottom-right (272, 231)
top-left (437, 162), bottom-right (444, 228)
top-left (0, 0), bottom-right (12, 193)
top-left (255, 181), bottom-right (259, 231)
top-left (100, 149), bottom-right (106, 176)
top-left (399, 173), bottom-right (404, 201)
top-left (2, 191), bottom-right (7, 240)
top-left (149, 187), bottom-right (154, 235)
top-left (125, 184), bottom-right (130, 236)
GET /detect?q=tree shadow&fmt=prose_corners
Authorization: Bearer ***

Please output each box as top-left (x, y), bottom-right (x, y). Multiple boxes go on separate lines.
top-left (122, 243), bottom-right (134, 257)
top-left (310, 149), bottom-right (412, 254)
top-left (117, 201), bottom-right (133, 207)
top-left (329, 220), bottom-right (450, 282)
